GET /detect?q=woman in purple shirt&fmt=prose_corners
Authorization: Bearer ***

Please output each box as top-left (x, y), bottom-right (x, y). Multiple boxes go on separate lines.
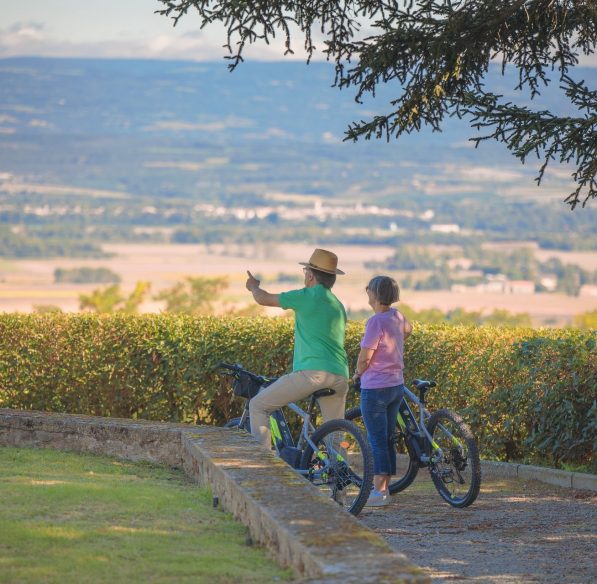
top-left (353, 275), bottom-right (412, 506)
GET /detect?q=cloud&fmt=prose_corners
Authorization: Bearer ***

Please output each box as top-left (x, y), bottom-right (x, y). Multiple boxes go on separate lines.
top-left (0, 22), bottom-right (318, 62)
top-left (6, 21), bottom-right (47, 41)
top-left (577, 51), bottom-right (597, 68)
top-left (0, 21), bottom-right (49, 55)
top-left (1, 20), bottom-right (595, 69)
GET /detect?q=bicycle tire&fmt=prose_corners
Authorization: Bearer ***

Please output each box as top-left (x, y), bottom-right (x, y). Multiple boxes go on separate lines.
top-left (345, 405), bottom-right (419, 494)
top-left (299, 418), bottom-right (373, 516)
top-left (223, 416), bottom-right (251, 432)
top-left (426, 408), bottom-right (481, 508)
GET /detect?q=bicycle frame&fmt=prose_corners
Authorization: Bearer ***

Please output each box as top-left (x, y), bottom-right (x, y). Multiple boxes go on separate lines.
top-left (219, 362), bottom-right (362, 490)
top-left (398, 385), bottom-right (461, 464)
top-left (236, 392), bottom-right (331, 477)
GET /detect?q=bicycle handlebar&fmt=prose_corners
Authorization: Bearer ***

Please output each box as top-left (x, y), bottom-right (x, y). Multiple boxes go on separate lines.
top-left (413, 379), bottom-right (437, 388)
top-left (217, 362), bottom-right (267, 383)
top-left (217, 362), bottom-right (242, 372)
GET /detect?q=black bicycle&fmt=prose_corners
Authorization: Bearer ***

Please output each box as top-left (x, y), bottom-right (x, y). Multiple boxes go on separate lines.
top-left (218, 363), bottom-right (374, 515)
top-left (346, 379), bottom-right (481, 508)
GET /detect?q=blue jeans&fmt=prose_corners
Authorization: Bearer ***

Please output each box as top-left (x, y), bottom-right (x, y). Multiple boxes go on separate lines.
top-left (360, 385), bottom-right (405, 476)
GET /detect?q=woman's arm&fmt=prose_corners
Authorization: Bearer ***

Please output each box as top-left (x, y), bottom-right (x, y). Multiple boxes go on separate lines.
top-left (355, 347), bottom-right (375, 379)
top-left (404, 317), bottom-right (413, 339)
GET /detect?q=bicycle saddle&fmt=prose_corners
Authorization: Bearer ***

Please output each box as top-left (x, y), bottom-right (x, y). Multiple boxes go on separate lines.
top-left (312, 388), bottom-right (336, 398)
top-left (413, 379), bottom-right (437, 392)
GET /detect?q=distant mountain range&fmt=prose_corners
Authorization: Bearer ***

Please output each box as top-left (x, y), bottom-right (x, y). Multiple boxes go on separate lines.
top-left (1, 56), bottom-right (591, 205)
top-left (0, 55), bottom-right (595, 259)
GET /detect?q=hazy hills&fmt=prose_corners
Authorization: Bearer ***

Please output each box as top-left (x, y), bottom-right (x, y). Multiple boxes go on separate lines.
top-left (0, 57), bottom-right (595, 254)
top-left (1, 56), bottom-right (590, 199)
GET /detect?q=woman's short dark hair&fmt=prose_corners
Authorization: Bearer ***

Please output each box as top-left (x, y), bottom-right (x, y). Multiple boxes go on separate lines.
top-left (367, 275), bottom-right (399, 305)
top-left (311, 268), bottom-right (336, 289)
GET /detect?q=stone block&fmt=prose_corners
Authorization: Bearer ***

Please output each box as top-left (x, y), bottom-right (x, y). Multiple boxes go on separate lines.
top-left (571, 471), bottom-right (597, 492)
top-left (481, 460), bottom-right (519, 479)
top-left (517, 464), bottom-right (572, 488)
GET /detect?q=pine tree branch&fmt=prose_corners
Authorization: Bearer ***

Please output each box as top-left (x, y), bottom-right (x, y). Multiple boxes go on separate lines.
top-left (460, 77), bottom-right (597, 208)
top-left (156, 0), bottom-right (597, 208)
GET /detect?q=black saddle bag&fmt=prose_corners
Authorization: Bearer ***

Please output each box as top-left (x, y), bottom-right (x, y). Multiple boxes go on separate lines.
top-left (232, 373), bottom-right (262, 399)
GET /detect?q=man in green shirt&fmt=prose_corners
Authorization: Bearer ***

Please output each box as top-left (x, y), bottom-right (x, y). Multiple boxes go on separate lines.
top-left (245, 248), bottom-right (349, 448)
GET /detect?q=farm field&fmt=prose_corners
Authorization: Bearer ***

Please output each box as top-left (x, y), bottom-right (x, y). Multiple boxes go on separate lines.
top-left (1, 243), bottom-right (596, 325)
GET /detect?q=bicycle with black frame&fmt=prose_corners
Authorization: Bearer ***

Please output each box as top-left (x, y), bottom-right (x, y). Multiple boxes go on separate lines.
top-left (347, 378), bottom-right (481, 507)
top-left (218, 362), bottom-right (374, 516)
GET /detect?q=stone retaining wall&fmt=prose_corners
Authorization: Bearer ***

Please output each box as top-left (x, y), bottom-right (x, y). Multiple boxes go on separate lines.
top-left (0, 409), bottom-right (428, 584)
top-left (481, 459), bottom-right (596, 491)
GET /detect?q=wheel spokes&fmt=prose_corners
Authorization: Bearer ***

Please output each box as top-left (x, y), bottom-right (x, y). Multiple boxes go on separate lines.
top-left (432, 420), bottom-right (473, 500)
top-left (309, 429), bottom-right (365, 509)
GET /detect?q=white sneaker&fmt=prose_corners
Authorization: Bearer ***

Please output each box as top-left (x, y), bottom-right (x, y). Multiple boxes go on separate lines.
top-left (365, 489), bottom-right (389, 507)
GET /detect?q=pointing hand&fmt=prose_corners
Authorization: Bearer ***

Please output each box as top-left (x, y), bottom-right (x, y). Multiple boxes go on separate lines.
top-left (246, 270), bottom-right (260, 292)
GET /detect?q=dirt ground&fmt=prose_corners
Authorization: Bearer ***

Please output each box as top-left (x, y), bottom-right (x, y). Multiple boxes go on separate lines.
top-left (360, 474), bottom-right (596, 583)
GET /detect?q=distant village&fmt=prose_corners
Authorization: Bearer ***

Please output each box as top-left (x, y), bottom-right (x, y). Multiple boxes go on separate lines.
top-left (191, 199), bottom-right (435, 225)
top-left (456, 279), bottom-right (597, 298)
top-left (4, 178), bottom-right (597, 298)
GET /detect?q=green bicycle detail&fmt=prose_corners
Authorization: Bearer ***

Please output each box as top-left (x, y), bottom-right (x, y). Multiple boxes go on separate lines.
top-left (346, 379), bottom-right (481, 508)
top-left (219, 362), bottom-right (374, 516)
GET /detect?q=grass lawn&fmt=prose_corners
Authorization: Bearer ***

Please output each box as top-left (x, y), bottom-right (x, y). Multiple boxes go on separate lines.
top-left (0, 446), bottom-right (292, 584)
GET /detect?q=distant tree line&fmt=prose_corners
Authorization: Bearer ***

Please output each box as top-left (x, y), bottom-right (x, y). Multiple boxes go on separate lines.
top-left (3, 190), bottom-right (597, 260)
top-left (347, 304), bottom-right (533, 327)
top-left (0, 228), bottom-right (108, 259)
top-left (368, 246), bottom-right (597, 296)
top-left (54, 267), bottom-right (121, 284)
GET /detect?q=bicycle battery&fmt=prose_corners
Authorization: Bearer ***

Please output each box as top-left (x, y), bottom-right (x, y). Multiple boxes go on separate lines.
top-left (279, 446), bottom-right (302, 468)
top-left (407, 432), bottom-right (424, 462)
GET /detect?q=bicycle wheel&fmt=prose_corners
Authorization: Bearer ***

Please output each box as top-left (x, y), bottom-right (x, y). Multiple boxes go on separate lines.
top-left (224, 416), bottom-right (251, 432)
top-left (345, 406), bottom-right (419, 494)
top-left (426, 408), bottom-right (481, 508)
top-left (299, 418), bottom-right (373, 516)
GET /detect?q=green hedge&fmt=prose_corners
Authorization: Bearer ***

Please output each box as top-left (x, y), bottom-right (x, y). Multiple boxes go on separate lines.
top-left (0, 314), bottom-right (595, 470)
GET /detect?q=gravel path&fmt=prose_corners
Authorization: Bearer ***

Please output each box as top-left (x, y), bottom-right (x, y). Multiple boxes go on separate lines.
top-left (360, 473), bottom-right (596, 583)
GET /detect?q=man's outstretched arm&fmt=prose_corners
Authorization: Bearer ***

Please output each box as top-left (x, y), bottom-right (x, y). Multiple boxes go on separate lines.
top-left (246, 270), bottom-right (281, 307)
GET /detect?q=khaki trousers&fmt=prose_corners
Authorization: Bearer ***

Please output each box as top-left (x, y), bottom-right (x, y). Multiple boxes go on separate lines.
top-left (249, 370), bottom-right (349, 449)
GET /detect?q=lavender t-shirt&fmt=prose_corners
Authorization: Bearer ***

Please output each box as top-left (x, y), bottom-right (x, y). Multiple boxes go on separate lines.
top-left (360, 308), bottom-right (406, 389)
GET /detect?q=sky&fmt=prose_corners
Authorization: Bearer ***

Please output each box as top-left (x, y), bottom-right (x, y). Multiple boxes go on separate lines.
top-left (0, 0), bottom-right (310, 62)
top-left (1, 0), bottom-right (595, 66)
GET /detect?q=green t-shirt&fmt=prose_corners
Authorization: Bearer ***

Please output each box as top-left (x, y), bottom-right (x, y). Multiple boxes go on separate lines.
top-left (279, 284), bottom-right (349, 378)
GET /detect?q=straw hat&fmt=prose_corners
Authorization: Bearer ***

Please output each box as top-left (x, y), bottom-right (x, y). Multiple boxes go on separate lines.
top-left (299, 248), bottom-right (345, 275)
